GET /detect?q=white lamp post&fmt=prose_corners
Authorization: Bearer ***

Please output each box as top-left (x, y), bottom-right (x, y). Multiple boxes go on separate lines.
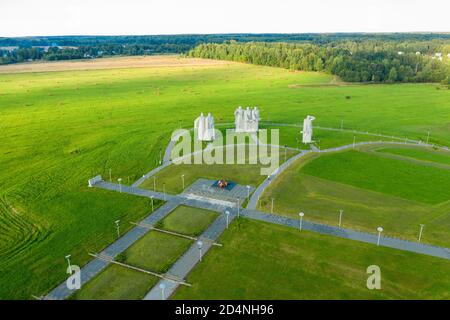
top-left (246, 185), bottom-right (251, 199)
top-left (150, 196), bottom-right (154, 212)
top-left (418, 224), bottom-right (425, 243)
top-left (237, 198), bottom-right (240, 218)
top-left (159, 282), bottom-right (166, 300)
top-left (299, 212), bottom-right (304, 231)
top-left (181, 174), bottom-right (185, 190)
top-left (271, 198), bottom-right (274, 214)
top-left (338, 209), bottom-right (343, 228)
top-left (65, 254), bottom-right (72, 273)
top-left (225, 210), bottom-right (230, 229)
top-left (115, 220), bottom-right (120, 238)
top-left (377, 227), bottom-right (383, 246)
top-left (163, 183), bottom-right (166, 201)
top-left (353, 136), bottom-right (356, 148)
top-left (117, 178), bottom-right (122, 193)
top-left (197, 240), bottom-right (203, 261)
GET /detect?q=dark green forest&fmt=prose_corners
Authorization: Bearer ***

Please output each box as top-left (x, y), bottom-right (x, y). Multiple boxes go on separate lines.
top-left (187, 41), bottom-right (450, 83)
top-left (1, 33), bottom-right (449, 83)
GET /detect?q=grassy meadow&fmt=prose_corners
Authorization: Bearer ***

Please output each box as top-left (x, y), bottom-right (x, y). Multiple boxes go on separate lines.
top-left (0, 56), bottom-right (449, 298)
top-left (259, 146), bottom-right (450, 247)
top-left (173, 218), bottom-right (450, 300)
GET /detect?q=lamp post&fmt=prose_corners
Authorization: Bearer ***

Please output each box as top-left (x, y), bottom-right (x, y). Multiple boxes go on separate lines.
top-left (181, 174), bottom-right (185, 190)
top-left (115, 220), bottom-right (120, 238)
top-left (284, 145), bottom-right (287, 162)
top-left (299, 212), bottom-right (304, 231)
top-left (426, 131), bottom-right (430, 145)
top-left (418, 224), bottom-right (425, 243)
top-left (159, 282), bottom-right (166, 300)
top-left (118, 178), bottom-right (122, 193)
top-left (271, 198), bottom-right (274, 214)
top-left (376, 227), bottom-right (383, 246)
top-left (225, 210), bottom-right (230, 229)
top-left (246, 185), bottom-right (251, 199)
top-left (153, 176), bottom-right (156, 191)
top-left (163, 183), bottom-right (166, 200)
top-left (197, 240), bottom-right (203, 261)
top-left (353, 136), bottom-right (356, 149)
top-left (65, 254), bottom-right (72, 274)
top-left (150, 196), bottom-right (154, 212)
top-left (237, 198), bottom-right (240, 218)
top-left (338, 209), bottom-right (343, 228)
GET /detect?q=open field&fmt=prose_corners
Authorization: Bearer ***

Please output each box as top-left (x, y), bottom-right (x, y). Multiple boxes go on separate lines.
top-left (0, 55), bottom-right (233, 74)
top-left (156, 205), bottom-right (218, 236)
top-left (259, 146), bottom-right (450, 247)
top-left (174, 218), bottom-right (450, 299)
top-left (0, 55), bottom-right (449, 298)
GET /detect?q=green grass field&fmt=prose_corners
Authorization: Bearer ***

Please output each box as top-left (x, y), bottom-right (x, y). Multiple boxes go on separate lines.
top-left (173, 218), bottom-right (450, 300)
top-left (376, 146), bottom-right (450, 166)
top-left (260, 146), bottom-right (450, 247)
top-left (120, 231), bottom-right (192, 273)
top-left (70, 264), bottom-right (157, 300)
top-left (156, 205), bottom-right (218, 236)
top-left (0, 56), bottom-right (449, 298)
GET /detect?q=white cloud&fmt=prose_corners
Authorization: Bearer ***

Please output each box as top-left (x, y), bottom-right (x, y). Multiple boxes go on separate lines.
top-left (1, 0), bottom-right (449, 36)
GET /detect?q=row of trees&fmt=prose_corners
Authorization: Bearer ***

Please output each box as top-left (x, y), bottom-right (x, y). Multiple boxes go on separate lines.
top-left (187, 41), bottom-right (450, 83)
top-left (0, 43), bottom-right (193, 64)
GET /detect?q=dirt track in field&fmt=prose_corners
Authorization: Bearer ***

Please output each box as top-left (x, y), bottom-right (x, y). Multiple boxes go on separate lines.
top-left (0, 55), bottom-right (233, 74)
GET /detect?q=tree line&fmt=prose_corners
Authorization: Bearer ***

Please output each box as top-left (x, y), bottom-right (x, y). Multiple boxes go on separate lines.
top-left (187, 41), bottom-right (450, 84)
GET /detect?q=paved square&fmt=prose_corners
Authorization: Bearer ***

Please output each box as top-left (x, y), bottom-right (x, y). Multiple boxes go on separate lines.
top-left (183, 178), bottom-right (254, 203)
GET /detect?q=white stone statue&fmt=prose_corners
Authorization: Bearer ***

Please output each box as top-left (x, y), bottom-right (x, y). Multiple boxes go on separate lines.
top-left (194, 112), bottom-right (215, 141)
top-left (234, 106), bottom-right (245, 132)
top-left (302, 115), bottom-right (315, 143)
top-left (234, 106), bottom-right (260, 133)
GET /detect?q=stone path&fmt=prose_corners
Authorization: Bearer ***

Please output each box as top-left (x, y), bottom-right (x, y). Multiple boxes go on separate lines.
top-left (44, 200), bottom-right (180, 300)
top-left (144, 210), bottom-right (236, 300)
top-left (241, 209), bottom-right (450, 260)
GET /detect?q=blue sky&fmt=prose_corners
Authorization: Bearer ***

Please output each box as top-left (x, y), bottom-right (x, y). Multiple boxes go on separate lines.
top-left (1, 0), bottom-right (449, 37)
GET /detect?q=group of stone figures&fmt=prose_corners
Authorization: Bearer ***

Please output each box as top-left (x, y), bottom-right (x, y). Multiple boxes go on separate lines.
top-left (234, 106), bottom-right (260, 133)
top-left (194, 113), bottom-right (215, 141)
top-left (194, 106), bottom-right (315, 144)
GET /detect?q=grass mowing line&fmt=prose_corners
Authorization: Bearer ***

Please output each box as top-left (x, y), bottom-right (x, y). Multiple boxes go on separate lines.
top-left (89, 253), bottom-right (191, 286)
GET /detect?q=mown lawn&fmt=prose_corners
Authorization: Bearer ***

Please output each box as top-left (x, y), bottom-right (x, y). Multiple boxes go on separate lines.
top-left (173, 218), bottom-right (450, 300)
top-left (259, 147), bottom-right (450, 247)
top-left (120, 231), bottom-right (192, 273)
top-left (70, 264), bottom-right (157, 300)
top-left (156, 205), bottom-right (218, 236)
top-left (376, 146), bottom-right (450, 166)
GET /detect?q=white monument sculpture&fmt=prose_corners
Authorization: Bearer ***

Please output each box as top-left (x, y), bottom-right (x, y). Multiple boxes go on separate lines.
top-left (302, 115), bottom-right (315, 143)
top-left (194, 112), bottom-right (215, 141)
top-left (234, 106), bottom-right (260, 133)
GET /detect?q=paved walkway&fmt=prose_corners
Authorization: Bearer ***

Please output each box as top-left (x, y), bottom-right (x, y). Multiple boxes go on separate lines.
top-left (44, 200), bottom-right (180, 300)
top-left (144, 210), bottom-right (236, 300)
top-left (241, 209), bottom-right (450, 260)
